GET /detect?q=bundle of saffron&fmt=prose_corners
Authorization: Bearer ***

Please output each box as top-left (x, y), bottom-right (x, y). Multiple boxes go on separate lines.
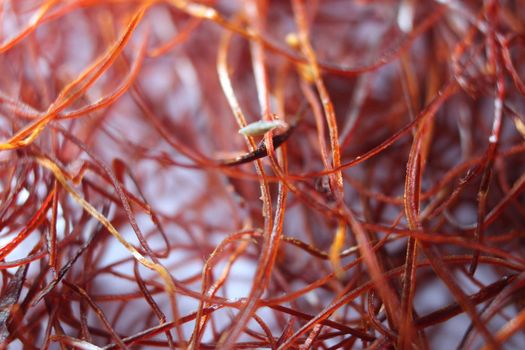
top-left (0, 1), bottom-right (524, 349)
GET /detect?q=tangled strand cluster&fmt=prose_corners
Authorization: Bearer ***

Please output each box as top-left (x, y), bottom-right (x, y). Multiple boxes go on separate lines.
top-left (0, 1), bottom-right (525, 349)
